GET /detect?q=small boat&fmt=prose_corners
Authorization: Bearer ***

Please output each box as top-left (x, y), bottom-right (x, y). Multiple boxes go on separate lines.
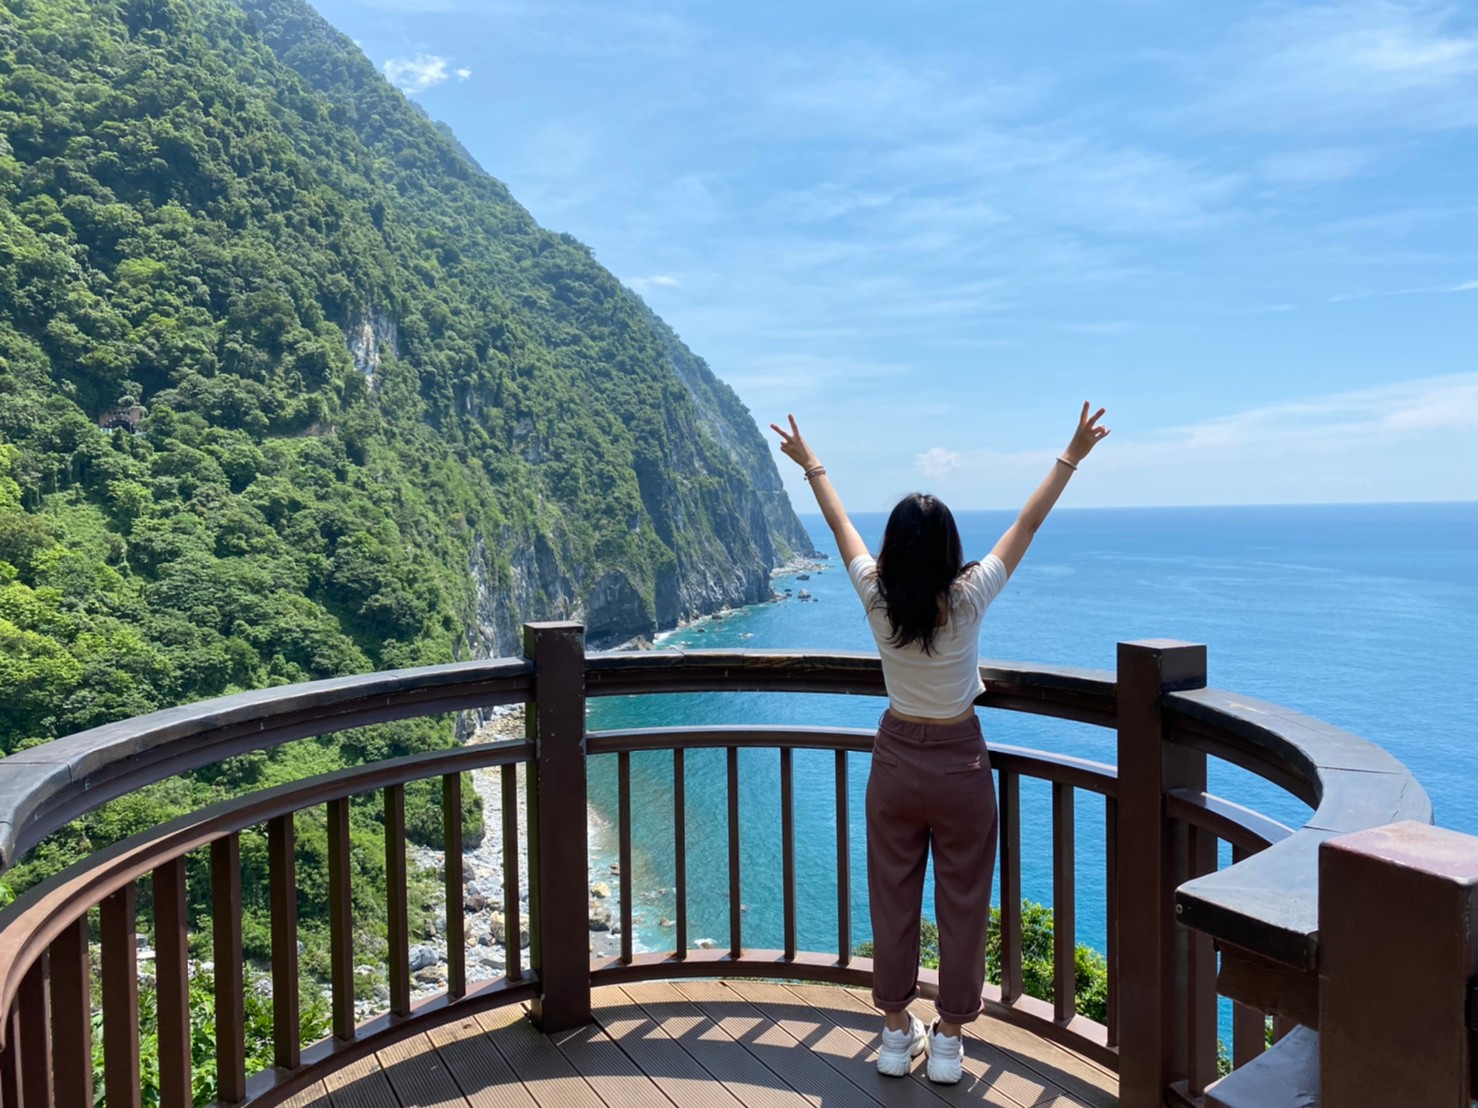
top-left (798, 589), bottom-right (811, 600)
top-left (797, 574), bottom-right (810, 580)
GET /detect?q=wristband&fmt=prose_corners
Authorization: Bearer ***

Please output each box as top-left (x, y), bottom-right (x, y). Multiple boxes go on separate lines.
top-left (803, 464), bottom-right (827, 482)
top-left (1056, 456), bottom-right (1078, 471)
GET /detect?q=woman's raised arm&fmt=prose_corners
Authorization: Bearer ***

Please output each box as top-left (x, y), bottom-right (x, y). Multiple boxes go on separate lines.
top-left (770, 414), bottom-right (870, 566)
top-left (989, 402), bottom-right (1110, 578)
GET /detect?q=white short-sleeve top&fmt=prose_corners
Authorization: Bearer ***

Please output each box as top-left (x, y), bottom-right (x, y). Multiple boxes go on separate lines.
top-left (846, 554), bottom-right (1009, 719)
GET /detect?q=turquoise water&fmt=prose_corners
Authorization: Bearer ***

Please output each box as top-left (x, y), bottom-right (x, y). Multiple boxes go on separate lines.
top-left (586, 502), bottom-right (1478, 965)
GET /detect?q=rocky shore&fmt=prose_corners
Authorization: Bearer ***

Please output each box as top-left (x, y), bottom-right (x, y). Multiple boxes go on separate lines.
top-left (393, 706), bottom-right (628, 1013)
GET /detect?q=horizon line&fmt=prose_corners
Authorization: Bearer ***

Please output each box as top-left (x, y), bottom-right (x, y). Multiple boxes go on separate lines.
top-left (798, 498), bottom-right (1478, 515)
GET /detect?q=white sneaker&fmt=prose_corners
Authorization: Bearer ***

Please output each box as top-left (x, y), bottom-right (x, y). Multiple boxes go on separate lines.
top-left (876, 1013), bottom-right (926, 1076)
top-left (926, 1021), bottom-right (964, 1084)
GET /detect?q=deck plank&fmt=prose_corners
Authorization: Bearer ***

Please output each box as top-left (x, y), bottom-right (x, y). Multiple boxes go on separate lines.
top-left (378, 1032), bottom-right (469, 1108)
top-left (364, 984), bottom-right (1115, 1108)
top-left (281, 1082), bottom-right (331, 1108)
top-left (593, 989), bottom-right (748, 1108)
top-left (925, 1002), bottom-right (1115, 1108)
top-left (475, 1007), bottom-right (607, 1108)
top-left (547, 1013), bottom-right (679, 1108)
top-left (672, 979), bottom-right (893, 1107)
top-left (618, 982), bottom-right (814, 1108)
top-left (785, 982), bottom-right (1079, 1108)
top-left (324, 1055), bottom-right (402, 1108)
top-left (720, 981), bottom-right (956, 1108)
top-left (427, 1014), bottom-right (539, 1108)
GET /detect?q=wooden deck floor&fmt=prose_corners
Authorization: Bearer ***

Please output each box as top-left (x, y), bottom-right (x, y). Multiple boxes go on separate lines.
top-left (283, 981), bottom-right (1119, 1108)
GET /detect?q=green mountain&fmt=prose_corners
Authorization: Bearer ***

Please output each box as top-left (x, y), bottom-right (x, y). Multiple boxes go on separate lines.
top-left (0, 0), bottom-right (814, 755)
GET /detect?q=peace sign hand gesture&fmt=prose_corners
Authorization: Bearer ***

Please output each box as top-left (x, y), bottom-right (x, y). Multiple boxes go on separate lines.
top-left (770, 414), bottom-right (821, 471)
top-left (1064, 403), bottom-right (1110, 465)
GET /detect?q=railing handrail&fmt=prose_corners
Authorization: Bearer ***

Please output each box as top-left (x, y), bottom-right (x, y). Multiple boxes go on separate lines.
top-left (0, 632), bottom-right (1449, 1106)
top-left (0, 657), bottom-right (534, 871)
top-left (1166, 687), bottom-right (1432, 969)
top-left (0, 649), bottom-right (1427, 973)
top-left (0, 740), bottom-right (536, 1025)
top-left (0, 650), bottom-right (1426, 963)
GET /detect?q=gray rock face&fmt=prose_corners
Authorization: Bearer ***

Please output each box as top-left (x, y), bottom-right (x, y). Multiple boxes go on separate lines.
top-left (345, 307), bottom-right (398, 387)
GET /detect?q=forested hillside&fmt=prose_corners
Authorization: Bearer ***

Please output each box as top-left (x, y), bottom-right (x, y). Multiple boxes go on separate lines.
top-left (0, 0), bottom-right (811, 759)
top-left (0, 0), bottom-right (814, 1003)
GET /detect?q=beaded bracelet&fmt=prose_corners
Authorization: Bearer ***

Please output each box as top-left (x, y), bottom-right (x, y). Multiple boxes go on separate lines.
top-left (1056, 456), bottom-right (1078, 471)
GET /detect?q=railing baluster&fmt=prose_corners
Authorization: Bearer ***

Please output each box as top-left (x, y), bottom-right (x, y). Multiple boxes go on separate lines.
top-left (154, 857), bottom-right (192, 1107)
top-left (48, 917), bottom-right (92, 1107)
top-left (268, 814), bottom-right (301, 1070)
top-left (781, 746), bottom-right (796, 962)
top-left (674, 748), bottom-right (687, 959)
top-left (1229, 842), bottom-right (1264, 1068)
top-left (1052, 782), bottom-right (1076, 1023)
top-left (999, 770), bottom-right (1023, 1003)
top-left (835, 751), bottom-right (850, 967)
top-left (618, 751), bottom-right (633, 966)
top-left (1105, 796), bottom-right (1119, 1050)
top-left (442, 774), bottom-right (466, 999)
top-left (17, 954), bottom-right (52, 1108)
top-left (385, 784), bottom-right (411, 1018)
top-left (1232, 1003), bottom-right (1266, 1068)
top-left (0, 1004), bottom-right (20, 1108)
top-left (1186, 824), bottom-right (1219, 1094)
top-left (100, 883), bottom-right (141, 1108)
top-left (327, 796), bottom-right (355, 1041)
top-left (213, 834), bottom-right (246, 1103)
top-left (728, 745), bottom-right (741, 959)
top-left (501, 764), bottom-right (521, 981)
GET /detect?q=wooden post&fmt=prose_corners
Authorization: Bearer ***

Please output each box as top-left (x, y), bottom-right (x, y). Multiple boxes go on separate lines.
top-left (524, 621), bottom-right (590, 1033)
top-left (49, 917), bottom-right (93, 1107)
top-left (1319, 821), bottom-right (1478, 1107)
top-left (1115, 639), bottom-right (1208, 1107)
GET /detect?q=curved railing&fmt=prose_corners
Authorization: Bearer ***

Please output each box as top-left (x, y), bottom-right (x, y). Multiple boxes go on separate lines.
top-left (0, 624), bottom-right (1436, 1108)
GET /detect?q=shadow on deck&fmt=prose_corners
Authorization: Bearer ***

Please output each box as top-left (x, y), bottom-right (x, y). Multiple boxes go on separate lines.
top-left (287, 982), bottom-right (1117, 1108)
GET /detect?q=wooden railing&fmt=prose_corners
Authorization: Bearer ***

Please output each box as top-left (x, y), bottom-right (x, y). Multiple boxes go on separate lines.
top-left (0, 622), bottom-right (1469, 1108)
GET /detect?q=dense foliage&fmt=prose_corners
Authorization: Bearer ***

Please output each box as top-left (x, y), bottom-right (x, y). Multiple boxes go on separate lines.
top-left (0, 0), bottom-right (808, 1020)
top-left (96, 966), bottom-right (331, 1106)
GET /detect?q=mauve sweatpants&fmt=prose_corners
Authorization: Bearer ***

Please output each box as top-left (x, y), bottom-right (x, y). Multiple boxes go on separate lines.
top-left (866, 708), bottom-right (999, 1024)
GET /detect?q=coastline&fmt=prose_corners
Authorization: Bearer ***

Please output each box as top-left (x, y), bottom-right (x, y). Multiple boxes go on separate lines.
top-left (405, 556), bottom-right (836, 992)
top-left (395, 707), bottom-right (629, 1013)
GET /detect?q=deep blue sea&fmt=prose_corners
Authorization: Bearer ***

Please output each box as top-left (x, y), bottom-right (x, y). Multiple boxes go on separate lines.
top-left (585, 503), bottom-right (1478, 970)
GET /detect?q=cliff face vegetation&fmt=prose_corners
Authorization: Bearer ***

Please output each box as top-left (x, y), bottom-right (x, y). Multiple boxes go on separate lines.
top-left (0, 0), bottom-right (814, 970)
top-left (0, 0), bottom-right (813, 763)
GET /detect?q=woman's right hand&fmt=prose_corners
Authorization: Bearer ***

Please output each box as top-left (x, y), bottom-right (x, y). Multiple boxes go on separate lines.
top-left (770, 414), bottom-right (820, 470)
top-left (1064, 402), bottom-right (1110, 464)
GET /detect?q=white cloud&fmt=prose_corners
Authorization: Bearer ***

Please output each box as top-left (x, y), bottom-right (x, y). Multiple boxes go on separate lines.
top-left (628, 274), bottom-right (682, 292)
top-left (1329, 279), bottom-right (1478, 302)
top-left (1057, 321), bottom-right (1139, 335)
top-left (1116, 373), bottom-right (1478, 461)
top-left (382, 54), bottom-right (451, 94)
top-left (1196, 1), bottom-right (1478, 132)
top-left (915, 447), bottom-right (963, 479)
top-left (1261, 146), bottom-right (1376, 185)
top-left (456, 67), bottom-right (473, 81)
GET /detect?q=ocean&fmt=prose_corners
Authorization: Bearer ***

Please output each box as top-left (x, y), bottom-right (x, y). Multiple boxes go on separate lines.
top-left (584, 502), bottom-right (1478, 968)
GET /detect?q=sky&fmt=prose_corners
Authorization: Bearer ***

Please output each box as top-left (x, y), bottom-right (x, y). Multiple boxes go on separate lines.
top-left (310, 0), bottom-right (1476, 509)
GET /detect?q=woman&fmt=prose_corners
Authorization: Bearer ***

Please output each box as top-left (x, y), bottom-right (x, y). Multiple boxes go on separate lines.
top-left (771, 403), bottom-right (1109, 1084)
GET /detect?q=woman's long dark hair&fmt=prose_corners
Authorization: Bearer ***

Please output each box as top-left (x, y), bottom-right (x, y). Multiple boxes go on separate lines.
top-left (874, 493), bottom-right (976, 655)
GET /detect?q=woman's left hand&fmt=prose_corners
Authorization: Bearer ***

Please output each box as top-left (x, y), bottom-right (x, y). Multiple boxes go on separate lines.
top-left (770, 414), bottom-right (820, 470)
top-left (1064, 402), bottom-right (1110, 464)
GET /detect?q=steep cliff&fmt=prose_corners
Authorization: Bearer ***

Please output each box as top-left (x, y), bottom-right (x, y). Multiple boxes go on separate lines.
top-left (0, 0), bottom-right (818, 774)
